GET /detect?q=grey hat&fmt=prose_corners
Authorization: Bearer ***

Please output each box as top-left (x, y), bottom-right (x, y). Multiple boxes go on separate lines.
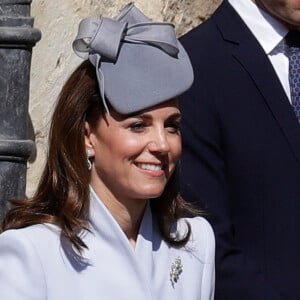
top-left (72, 2), bottom-right (194, 114)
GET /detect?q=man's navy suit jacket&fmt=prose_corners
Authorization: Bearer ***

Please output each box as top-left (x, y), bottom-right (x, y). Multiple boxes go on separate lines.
top-left (180, 1), bottom-right (300, 299)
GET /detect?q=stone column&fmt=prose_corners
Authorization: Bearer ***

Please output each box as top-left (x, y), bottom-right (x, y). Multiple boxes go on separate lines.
top-left (0, 0), bottom-right (41, 219)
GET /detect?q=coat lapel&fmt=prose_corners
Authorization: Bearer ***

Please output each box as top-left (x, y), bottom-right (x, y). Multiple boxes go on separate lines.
top-left (213, 0), bottom-right (300, 166)
top-left (88, 187), bottom-right (154, 299)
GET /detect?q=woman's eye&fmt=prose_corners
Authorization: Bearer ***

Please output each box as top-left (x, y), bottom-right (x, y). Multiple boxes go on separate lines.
top-left (129, 122), bottom-right (146, 132)
top-left (166, 122), bottom-right (180, 133)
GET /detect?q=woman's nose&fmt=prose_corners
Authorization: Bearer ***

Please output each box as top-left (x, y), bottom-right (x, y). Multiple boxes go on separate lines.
top-left (147, 129), bottom-right (170, 153)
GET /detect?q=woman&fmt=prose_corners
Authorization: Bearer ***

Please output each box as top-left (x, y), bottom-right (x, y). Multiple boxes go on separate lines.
top-left (0, 3), bottom-right (215, 299)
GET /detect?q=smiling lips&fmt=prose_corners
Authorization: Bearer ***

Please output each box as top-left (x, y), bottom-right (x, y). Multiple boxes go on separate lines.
top-left (136, 163), bottom-right (166, 175)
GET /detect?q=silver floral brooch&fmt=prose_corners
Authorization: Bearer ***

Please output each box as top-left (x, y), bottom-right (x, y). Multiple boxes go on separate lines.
top-left (170, 256), bottom-right (183, 287)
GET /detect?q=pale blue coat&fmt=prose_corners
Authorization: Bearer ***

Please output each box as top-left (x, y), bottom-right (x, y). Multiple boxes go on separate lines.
top-left (0, 188), bottom-right (215, 299)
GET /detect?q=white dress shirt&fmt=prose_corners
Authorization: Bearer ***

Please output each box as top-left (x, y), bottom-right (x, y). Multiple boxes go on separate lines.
top-left (228, 0), bottom-right (290, 101)
top-left (0, 187), bottom-right (215, 300)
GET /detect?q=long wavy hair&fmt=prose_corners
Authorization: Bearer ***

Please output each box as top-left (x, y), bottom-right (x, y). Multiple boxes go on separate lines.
top-left (1, 60), bottom-right (196, 252)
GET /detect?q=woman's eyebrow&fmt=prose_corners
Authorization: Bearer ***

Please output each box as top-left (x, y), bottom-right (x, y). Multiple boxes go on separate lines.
top-left (125, 113), bottom-right (152, 120)
top-left (124, 111), bottom-right (181, 120)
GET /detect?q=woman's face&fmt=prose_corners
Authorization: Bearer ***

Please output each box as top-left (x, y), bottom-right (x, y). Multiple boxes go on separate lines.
top-left (85, 99), bottom-right (182, 203)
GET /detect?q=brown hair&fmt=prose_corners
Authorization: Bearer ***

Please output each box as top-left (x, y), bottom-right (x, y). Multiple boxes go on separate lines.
top-left (1, 60), bottom-right (196, 251)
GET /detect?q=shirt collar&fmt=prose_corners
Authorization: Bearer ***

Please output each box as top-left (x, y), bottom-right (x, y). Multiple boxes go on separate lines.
top-left (228, 0), bottom-right (288, 54)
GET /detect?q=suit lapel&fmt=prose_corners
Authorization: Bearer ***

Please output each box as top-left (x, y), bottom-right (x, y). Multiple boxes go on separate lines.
top-left (213, 0), bottom-right (300, 166)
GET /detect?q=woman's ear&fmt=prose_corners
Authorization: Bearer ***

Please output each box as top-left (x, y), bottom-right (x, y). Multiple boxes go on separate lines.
top-left (84, 122), bottom-right (95, 156)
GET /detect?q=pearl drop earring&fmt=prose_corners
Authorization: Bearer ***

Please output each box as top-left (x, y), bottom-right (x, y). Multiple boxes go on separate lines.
top-left (87, 149), bottom-right (93, 171)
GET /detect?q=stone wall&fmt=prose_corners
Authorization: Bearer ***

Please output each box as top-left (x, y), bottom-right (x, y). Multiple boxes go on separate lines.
top-left (27, 0), bottom-right (222, 195)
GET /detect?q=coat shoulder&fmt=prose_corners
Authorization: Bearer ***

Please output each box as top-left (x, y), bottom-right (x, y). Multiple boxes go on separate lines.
top-left (0, 223), bottom-right (61, 257)
top-left (0, 225), bottom-right (56, 299)
top-left (176, 217), bottom-right (215, 264)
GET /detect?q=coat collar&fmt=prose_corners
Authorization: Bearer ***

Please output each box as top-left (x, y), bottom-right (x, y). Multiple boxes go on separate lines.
top-left (228, 0), bottom-right (287, 54)
top-left (87, 186), bottom-right (155, 295)
top-left (88, 186), bottom-right (153, 256)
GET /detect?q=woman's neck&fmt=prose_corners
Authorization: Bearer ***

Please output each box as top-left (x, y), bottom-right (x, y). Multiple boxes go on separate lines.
top-left (91, 183), bottom-right (147, 248)
top-left (111, 201), bottom-right (146, 248)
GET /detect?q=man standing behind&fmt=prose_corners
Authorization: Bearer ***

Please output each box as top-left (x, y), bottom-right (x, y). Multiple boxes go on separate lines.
top-left (180, 0), bottom-right (300, 299)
